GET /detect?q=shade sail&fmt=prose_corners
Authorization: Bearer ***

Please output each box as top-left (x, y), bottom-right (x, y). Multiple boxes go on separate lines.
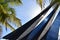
top-left (3, 4), bottom-right (51, 39)
top-left (25, 6), bottom-right (58, 40)
top-left (23, 7), bottom-right (55, 40)
top-left (43, 11), bottom-right (60, 40)
top-left (3, 4), bottom-right (59, 40)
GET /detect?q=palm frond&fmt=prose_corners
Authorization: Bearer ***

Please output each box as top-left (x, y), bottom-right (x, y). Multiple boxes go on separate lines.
top-left (37, 0), bottom-right (60, 9)
top-left (7, 7), bottom-right (21, 27)
top-left (0, 0), bottom-right (22, 5)
top-left (8, 0), bottom-right (22, 6)
top-left (0, 0), bottom-right (22, 31)
top-left (37, 0), bottom-right (43, 8)
top-left (8, 8), bottom-right (16, 15)
top-left (37, 0), bottom-right (48, 9)
top-left (0, 4), bottom-right (7, 14)
top-left (4, 21), bottom-right (15, 31)
top-left (8, 15), bottom-right (21, 27)
top-left (0, 0), bottom-right (5, 3)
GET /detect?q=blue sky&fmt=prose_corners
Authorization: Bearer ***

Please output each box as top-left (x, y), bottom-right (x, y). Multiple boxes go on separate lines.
top-left (2, 0), bottom-right (41, 38)
top-left (1, 0), bottom-right (60, 40)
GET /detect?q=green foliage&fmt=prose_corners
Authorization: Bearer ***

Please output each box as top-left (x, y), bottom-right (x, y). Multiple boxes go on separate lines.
top-left (37, 0), bottom-right (60, 9)
top-left (37, 0), bottom-right (42, 8)
top-left (0, 0), bottom-right (22, 31)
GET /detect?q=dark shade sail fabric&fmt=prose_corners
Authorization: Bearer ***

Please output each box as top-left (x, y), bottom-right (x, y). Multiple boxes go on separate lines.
top-left (44, 11), bottom-right (60, 40)
top-left (20, 10), bottom-right (53, 40)
top-left (3, 2), bottom-right (53, 39)
top-left (3, 3), bottom-right (59, 40)
top-left (26, 8), bottom-right (57, 40)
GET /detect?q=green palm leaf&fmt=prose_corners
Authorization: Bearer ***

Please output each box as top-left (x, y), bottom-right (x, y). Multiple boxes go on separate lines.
top-left (37, 0), bottom-right (60, 9)
top-left (37, 0), bottom-right (43, 8)
top-left (4, 21), bottom-right (15, 31)
top-left (0, 0), bottom-right (22, 34)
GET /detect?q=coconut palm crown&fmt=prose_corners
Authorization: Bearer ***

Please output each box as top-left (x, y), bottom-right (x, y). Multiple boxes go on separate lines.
top-left (0, 0), bottom-right (22, 31)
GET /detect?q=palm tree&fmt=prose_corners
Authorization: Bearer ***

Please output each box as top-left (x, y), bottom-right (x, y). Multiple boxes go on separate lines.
top-left (0, 0), bottom-right (22, 37)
